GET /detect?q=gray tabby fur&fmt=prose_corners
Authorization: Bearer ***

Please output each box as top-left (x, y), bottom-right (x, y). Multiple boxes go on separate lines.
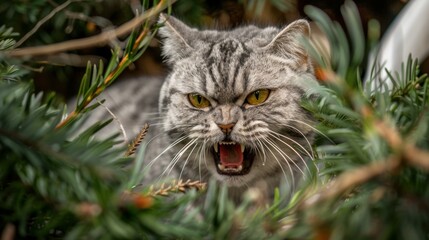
top-left (85, 14), bottom-right (318, 203)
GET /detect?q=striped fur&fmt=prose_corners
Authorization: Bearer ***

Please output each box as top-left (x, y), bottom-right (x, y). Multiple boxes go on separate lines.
top-left (150, 15), bottom-right (318, 202)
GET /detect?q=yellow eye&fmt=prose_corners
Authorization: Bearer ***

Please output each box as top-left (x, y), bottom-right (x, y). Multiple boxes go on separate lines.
top-left (188, 93), bottom-right (210, 108)
top-left (246, 89), bottom-right (270, 105)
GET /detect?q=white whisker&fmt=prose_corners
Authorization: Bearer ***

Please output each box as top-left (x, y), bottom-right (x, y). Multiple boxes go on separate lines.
top-left (253, 137), bottom-right (267, 166)
top-left (273, 125), bottom-right (315, 159)
top-left (162, 138), bottom-right (198, 179)
top-left (265, 137), bottom-right (306, 177)
top-left (178, 141), bottom-right (200, 180)
top-left (285, 118), bottom-right (334, 144)
top-left (259, 137), bottom-right (294, 188)
top-left (197, 139), bottom-right (208, 182)
top-left (267, 131), bottom-right (312, 174)
top-left (144, 135), bottom-right (187, 171)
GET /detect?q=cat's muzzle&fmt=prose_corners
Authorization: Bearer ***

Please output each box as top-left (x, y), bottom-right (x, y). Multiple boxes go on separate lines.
top-left (212, 141), bottom-right (255, 175)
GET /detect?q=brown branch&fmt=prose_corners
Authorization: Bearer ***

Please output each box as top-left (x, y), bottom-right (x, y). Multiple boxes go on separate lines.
top-left (120, 180), bottom-right (206, 209)
top-left (374, 120), bottom-right (403, 150)
top-left (148, 179), bottom-right (207, 197)
top-left (303, 156), bottom-right (401, 208)
top-left (1, 224), bottom-right (15, 240)
top-left (405, 145), bottom-right (429, 171)
top-left (303, 118), bottom-right (429, 208)
top-left (374, 119), bottom-right (429, 171)
top-left (126, 124), bottom-right (149, 156)
top-left (34, 53), bottom-right (105, 67)
top-left (7, 0), bottom-right (176, 58)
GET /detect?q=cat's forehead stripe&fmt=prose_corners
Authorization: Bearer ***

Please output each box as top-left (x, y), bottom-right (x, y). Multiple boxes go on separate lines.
top-left (202, 38), bottom-right (252, 101)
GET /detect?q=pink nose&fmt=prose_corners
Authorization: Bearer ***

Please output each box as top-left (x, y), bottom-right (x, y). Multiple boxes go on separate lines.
top-left (218, 123), bottom-right (235, 134)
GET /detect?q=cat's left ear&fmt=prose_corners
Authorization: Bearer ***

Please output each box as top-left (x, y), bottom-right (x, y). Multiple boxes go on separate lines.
top-left (263, 20), bottom-right (311, 71)
top-left (158, 13), bottom-right (196, 63)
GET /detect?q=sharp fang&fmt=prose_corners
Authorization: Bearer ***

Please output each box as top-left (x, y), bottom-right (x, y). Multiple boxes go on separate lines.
top-left (240, 144), bottom-right (245, 152)
top-left (217, 164), bottom-right (225, 171)
top-left (214, 144), bottom-right (218, 153)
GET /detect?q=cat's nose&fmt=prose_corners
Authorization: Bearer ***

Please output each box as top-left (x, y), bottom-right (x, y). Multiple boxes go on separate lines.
top-left (218, 123), bottom-right (235, 134)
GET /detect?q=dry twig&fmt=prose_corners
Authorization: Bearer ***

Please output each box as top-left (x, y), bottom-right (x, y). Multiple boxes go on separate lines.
top-left (126, 124), bottom-right (149, 156)
top-left (303, 156), bottom-right (401, 208)
top-left (149, 179), bottom-right (207, 197)
top-left (303, 118), bottom-right (429, 208)
top-left (1, 224), bottom-right (15, 240)
top-left (14, 0), bottom-right (84, 48)
top-left (7, 0), bottom-right (176, 58)
top-left (120, 180), bottom-right (206, 209)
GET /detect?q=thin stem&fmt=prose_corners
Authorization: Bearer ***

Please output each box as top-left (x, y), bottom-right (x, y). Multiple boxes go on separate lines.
top-left (14, 0), bottom-right (84, 48)
top-left (7, 0), bottom-right (175, 58)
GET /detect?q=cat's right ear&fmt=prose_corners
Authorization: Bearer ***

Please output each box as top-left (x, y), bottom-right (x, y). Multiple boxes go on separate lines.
top-left (158, 13), bottom-right (196, 63)
top-left (262, 20), bottom-right (311, 71)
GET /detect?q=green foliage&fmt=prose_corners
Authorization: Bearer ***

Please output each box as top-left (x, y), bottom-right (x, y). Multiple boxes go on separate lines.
top-left (0, 2), bottom-right (281, 239)
top-left (1, 0), bottom-right (429, 239)
top-left (0, 78), bottom-right (278, 238)
top-left (283, 1), bottom-right (429, 239)
top-left (0, 26), bottom-right (26, 82)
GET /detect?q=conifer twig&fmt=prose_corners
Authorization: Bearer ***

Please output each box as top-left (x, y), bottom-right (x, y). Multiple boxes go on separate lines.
top-left (54, 27), bottom-right (150, 129)
top-left (405, 146), bottom-right (429, 171)
top-left (119, 180), bottom-right (206, 209)
top-left (303, 155), bottom-right (401, 208)
top-left (375, 119), bottom-right (429, 171)
top-left (55, 1), bottom-right (172, 130)
top-left (7, 0), bottom-right (176, 57)
top-left (148, 179), bottom-right (207, 197)
top-left (303, 114), bottom-right (429, 208)
top-left (126, 123), bottom-right (149, 156)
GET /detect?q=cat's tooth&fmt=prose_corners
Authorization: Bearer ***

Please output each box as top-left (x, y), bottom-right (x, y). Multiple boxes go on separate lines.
top-left (218, 164), bottom-right (225, 171)
top-left (214, 144), bottom-right (218, 153)
top-left (240, 144), bottom-right (245, 152)
top-left (238, 165), bottom-right (243, 171)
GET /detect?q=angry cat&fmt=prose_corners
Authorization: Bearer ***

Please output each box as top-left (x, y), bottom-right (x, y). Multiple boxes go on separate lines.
top-left (87, 14), bottom-right (318, 203)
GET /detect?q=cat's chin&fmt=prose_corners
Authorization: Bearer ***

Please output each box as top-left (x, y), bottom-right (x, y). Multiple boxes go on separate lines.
top-left (212, 141), bottom-right (255, 176)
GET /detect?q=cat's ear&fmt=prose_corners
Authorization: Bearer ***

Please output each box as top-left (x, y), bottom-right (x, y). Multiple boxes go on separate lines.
top-left (263, 20), bottom-right (311, 70)
top-left (158, 13), bottom-right (196, 63)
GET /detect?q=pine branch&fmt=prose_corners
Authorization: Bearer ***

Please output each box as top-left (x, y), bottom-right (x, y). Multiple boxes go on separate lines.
top-left (54, 0), bottom-right (173, 129)
top-left (303, 118), bottom-right (429, 208)
top-left (283, 2), bottom-right (429, 238)
top-left (303, 156), bottom-right (401, 208)
top-left (54, 32), bottom-right (148, 129)
top-left (148, 179), bottom-right (207, 197)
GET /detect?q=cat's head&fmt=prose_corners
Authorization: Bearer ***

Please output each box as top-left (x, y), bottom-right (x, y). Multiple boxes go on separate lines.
top-left (157, 14), bottom-right (317, 187)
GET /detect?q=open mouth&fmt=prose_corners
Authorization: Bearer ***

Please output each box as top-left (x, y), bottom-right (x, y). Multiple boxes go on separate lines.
top-left (212, 141), bottom-right (255, 175)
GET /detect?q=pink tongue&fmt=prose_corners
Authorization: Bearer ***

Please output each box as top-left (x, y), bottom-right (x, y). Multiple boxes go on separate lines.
top-left (219, 144), bottom-right (243, 167)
